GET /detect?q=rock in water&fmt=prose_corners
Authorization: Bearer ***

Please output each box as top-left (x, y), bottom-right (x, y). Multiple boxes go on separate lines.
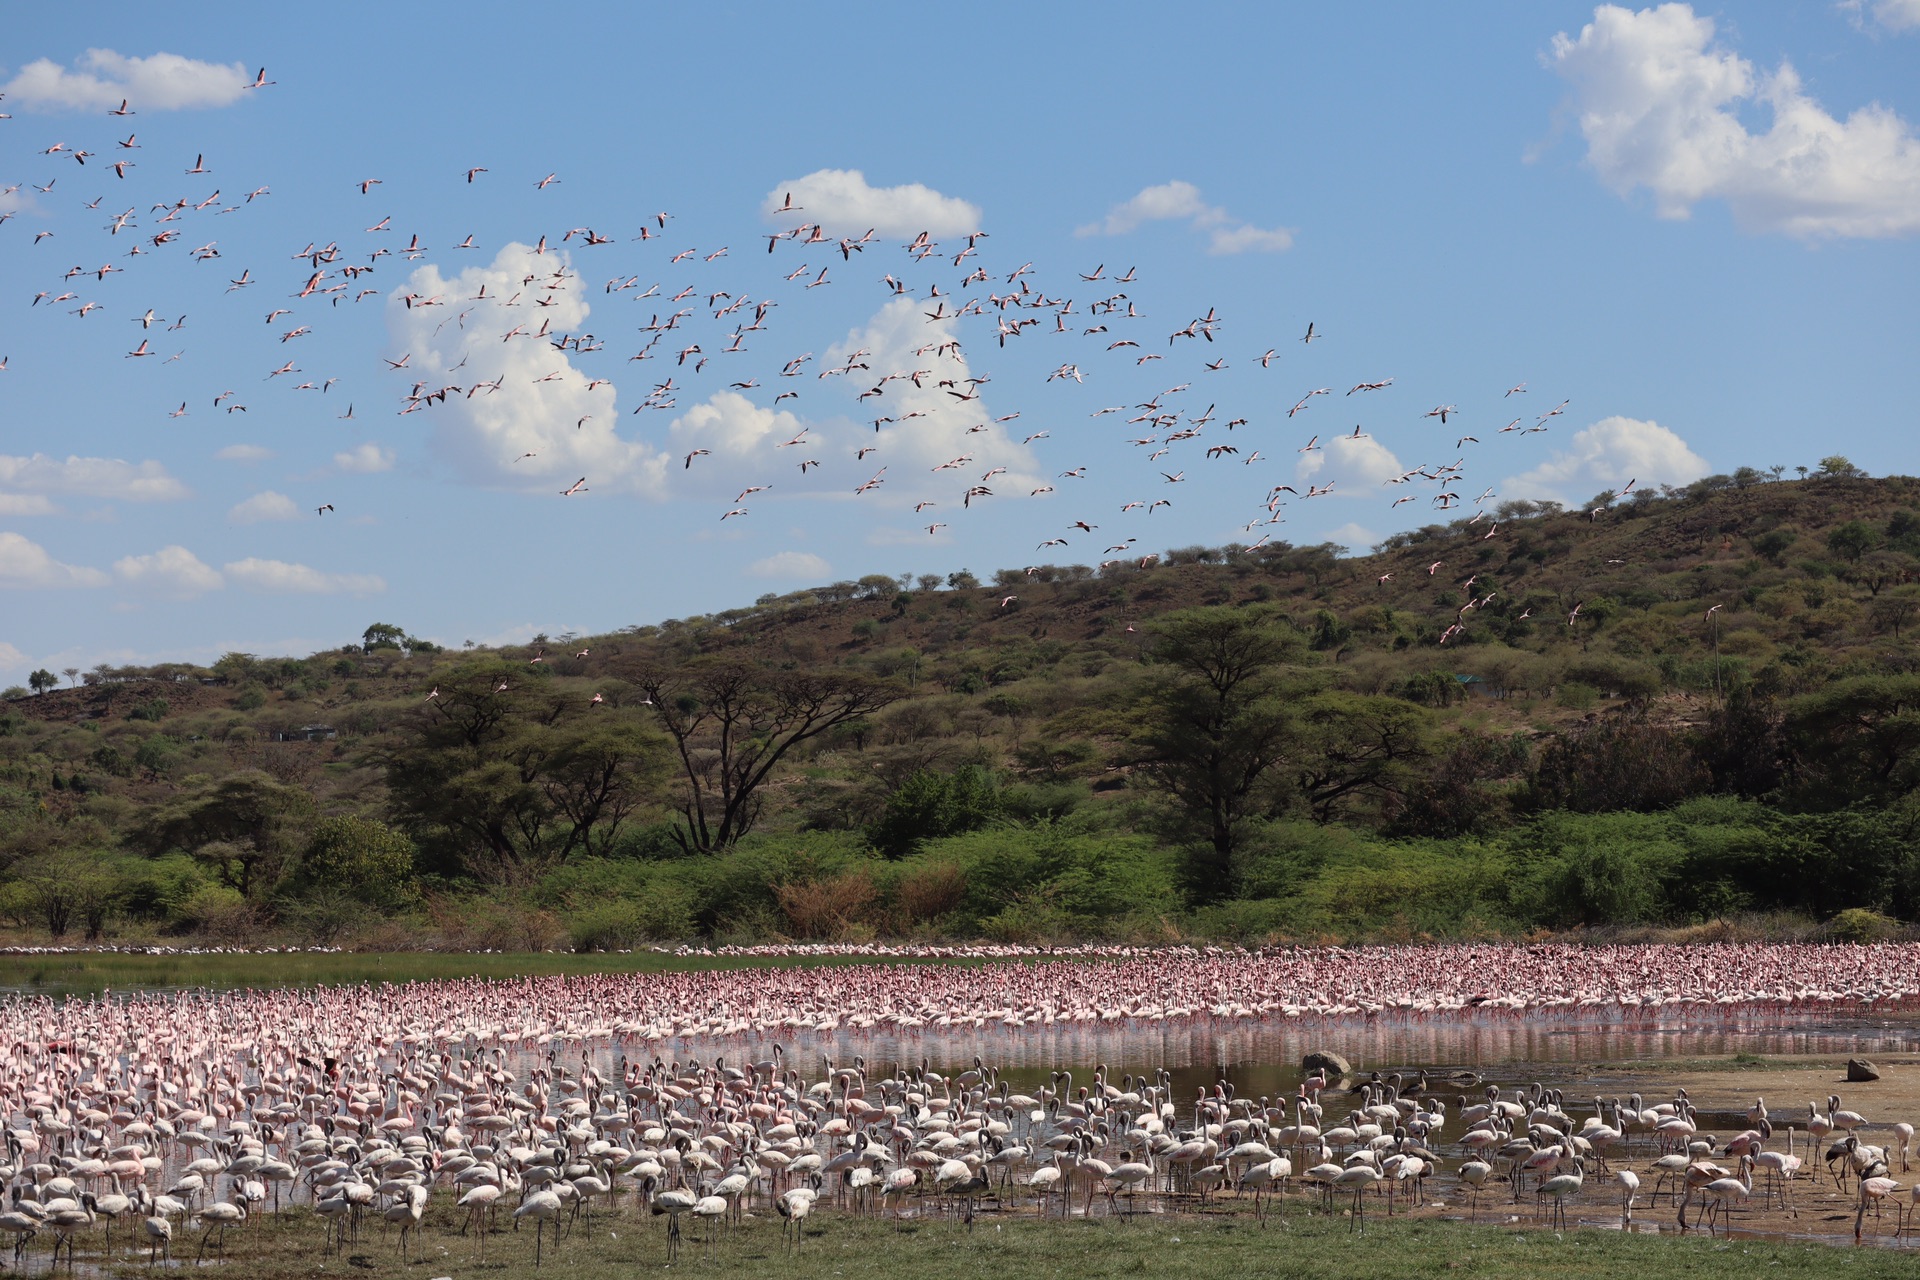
top-left (1301, 1050), bottom-right (1352, 1075)
top-left (1846, 1058), bottom-right (1880, 1082)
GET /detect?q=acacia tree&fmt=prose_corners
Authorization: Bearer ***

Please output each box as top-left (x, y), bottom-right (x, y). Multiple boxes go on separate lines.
top-left (628, 661), bottom-right (898, 852)
top-left (130, 771), bottom-right (317, 896)
top-left (1293, 691), bottom-right (1434, 822)
top-left (1132, 605), bottom-right (1309, 897)
top-left (375, 661), bottom-right (668, 881)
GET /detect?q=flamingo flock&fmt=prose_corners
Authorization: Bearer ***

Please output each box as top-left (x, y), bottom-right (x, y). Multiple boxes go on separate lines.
top-left (1, 965), bottom-right (1917, 1271)
top-left (0, 945), bottom-right (1915, 1266)
top-left (1, 68), bottom-right (1620, 652)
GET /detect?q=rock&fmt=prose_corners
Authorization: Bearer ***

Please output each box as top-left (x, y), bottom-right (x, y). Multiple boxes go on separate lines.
top-left (1301, 1050), bottom-right (1352, 1076)
top-left (1847, 1057), bottom-right (1881, 1082)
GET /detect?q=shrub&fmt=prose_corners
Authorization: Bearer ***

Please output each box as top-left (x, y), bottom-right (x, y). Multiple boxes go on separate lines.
top-left (892, 860), bottom-right (968, 925)
top-left (178, 884), bottom-right (256, 941)
top-left (288, 816), bottom-right (418, 909)
top-left (1556, 682), bottom-right (1599, 710)
top-left (869, 765), bottom-right (1003, 856)
top-left (775, 869), bottom-right (879, 940)
top-left (1826, 907), bottom-right (1902, 944)
top-left (567, 894), bottom-right (694, 951)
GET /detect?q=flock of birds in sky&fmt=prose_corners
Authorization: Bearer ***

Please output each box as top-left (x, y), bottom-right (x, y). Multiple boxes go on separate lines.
top-left (0, 72), bottom-right (1616, 646)
top-left (2, 942), bottom-right (1920, 1268)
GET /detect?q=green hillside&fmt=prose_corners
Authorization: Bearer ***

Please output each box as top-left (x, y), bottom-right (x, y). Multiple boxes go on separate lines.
top-left (5, 463), bottom-right (1920, 949)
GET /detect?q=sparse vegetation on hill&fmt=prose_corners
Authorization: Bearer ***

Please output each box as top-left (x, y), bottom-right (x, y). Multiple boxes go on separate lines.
top-left (6, 467), bottom-right (1920, 948)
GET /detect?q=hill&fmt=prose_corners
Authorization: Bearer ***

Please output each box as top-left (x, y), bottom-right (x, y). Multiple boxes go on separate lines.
top-left (5, 465), bottom-right (1920, 951)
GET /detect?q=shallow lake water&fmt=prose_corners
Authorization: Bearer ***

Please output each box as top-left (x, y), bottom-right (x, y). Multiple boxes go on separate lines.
top-left (627, 1010), bottom-right (1920, 1112)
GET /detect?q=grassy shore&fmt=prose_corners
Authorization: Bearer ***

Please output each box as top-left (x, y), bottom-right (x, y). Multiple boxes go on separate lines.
top-left (80, 1198), bottom-right (1920, 1280)
top-left (0, 947), bottom-right (984, 998)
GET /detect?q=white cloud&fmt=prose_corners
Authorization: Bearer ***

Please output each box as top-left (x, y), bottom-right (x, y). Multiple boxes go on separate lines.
top-left (0, 532), bottom-right (107, 588)
top-left (821, 296), bottom-right (1046, 504)
top-left (1295, 432), bottom-right (1406, 489)
top-left (1325, 522), bottom-right (1380, 552)
top-left (333, 443), bottom-right (395, 473)
top-left (113, 545), bottom-right (223, 597)
top-left (222, 558), bottom-right (385, 595)
top-left (1550, 4), bottom-right (1920, 238)
top-left (0, 642), bottom-right (27, 673)
top-left (1502, 415), bottom-right (1710, 503)
top-left (670, 392), bottom-right (800, 460)
top-left (0, 453), bottom-right (188, 501)
top-left (1076, 180), bottom-right (1294, 254)
top-left (1841, 0), bottom-right (1920, 33)
top-left (0, 495), bottom-right (59, 516)
top-left (2, 49), bottom-right (253, 113)
top-left (215, 443), bottom-right (274, 462)
top-left (763, 170), bottom-right (981, 238)
top-left (390, 243), bottom-right (670, 496)
top-left (228, 490), bottom-right (300, 524)
top-left (748, 550), bottom-right (831, 579)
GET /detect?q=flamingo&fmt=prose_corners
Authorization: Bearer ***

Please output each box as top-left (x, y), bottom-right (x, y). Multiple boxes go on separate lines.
top-left (515, 1188), bottom-right (565, 1265)
top-left (1856, 1175), bottom-right (1902, 1241)
top-left (1536, 1155), bottom-right (1584, 1230)
top-left (380, 1184), bottom-right (426, 1263)
top-left (1700, 1154), bottom-right (1752, 1235)
top-left (774, 1186), bottom-right (815, 1250)
top-left (1334, 1164), bottom-right (1381, 1232)
top-left (193, 1198), bottom-right (245, 1263)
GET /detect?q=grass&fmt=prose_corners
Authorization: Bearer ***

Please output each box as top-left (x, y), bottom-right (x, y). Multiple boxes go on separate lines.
top-left (0, 948), bottom-right (983, 998)
top-left (78, 1198), bottom-right (1920, 1280)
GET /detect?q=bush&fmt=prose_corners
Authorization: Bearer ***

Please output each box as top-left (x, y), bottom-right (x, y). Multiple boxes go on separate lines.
top-left (1556, 682), bottom-right (1599, 710)
top-left (567, 892), bottom-right (694, 950)
top-left (869, 765), bottom-right (1003, 856)
top-left (774, 869), bottom-right (879, 940)
top-left (177, 884), bottom-right (255, 941)
top-left (892, 860), bottom-right (968, 925)
top-left (288, 816), bottom-right (417, 909)
top-left (1826, 907), bottom-right (1902, 943)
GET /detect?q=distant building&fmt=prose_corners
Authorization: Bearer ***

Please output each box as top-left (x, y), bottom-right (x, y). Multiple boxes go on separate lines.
top-left (273, 724), bottom-right (338, 742)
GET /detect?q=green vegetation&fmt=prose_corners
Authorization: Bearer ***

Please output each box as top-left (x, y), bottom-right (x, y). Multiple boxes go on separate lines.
top-left (7, 470), bottom-right (1920, 949)
top-left (59, 1197), bottom-right (1920, 1280)
top-left (0, 946), bottom-right (978, 999)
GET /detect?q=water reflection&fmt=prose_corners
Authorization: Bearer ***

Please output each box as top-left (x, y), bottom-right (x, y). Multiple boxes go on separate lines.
top-left (634, 1011), bottom-right (1920, 1113)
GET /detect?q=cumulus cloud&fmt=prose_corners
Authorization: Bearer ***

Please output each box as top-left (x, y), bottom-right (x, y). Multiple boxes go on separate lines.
top-left (1841, 0), bottom-right (1920, 33)
top-left (670, 392), bottom-right (801, 462)
top-left (0, 531), bottom-right (107, 588)
top-left (2, 49), bottom-right (253, 113)
top-left (1550, 3), bottom-right (1920, 238)
top-left (389, 243), bottom-right (669, 496)
top-left (0, 495), bottom-right (59, 516)
top-left (333, 443), bottom-right (395, 473)
top-left (763, 169), bottom-right (981, 238)
top-left (1295, 432), bottom-right (1407, 489)
top-left (0, 642), bottom-right (27, 672)
top-left (222, 558), bottom-right (385, 595)
top-left (821, 296), bottom-right (1046, 504)
top-left (113, 545), bottom-right (222, 597)
top-left (215, 443), bottom-right (274, 462)
top-left (1325, 522), bottom-right (1380, 552)
top-left (748, 550), bottom-right (831, 580)
top-left (1077, 180), bottom-right (1294, 254)
top-left (0, 453), bottom-right (188, 501)
top-left (228, 490), bottom-right (300, 524)
top-left (1502, 415), bottom-right (1710, 503)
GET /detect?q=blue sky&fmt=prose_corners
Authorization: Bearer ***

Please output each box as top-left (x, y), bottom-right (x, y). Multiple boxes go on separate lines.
top-left (2, 1), bottom-right (1917, 684)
